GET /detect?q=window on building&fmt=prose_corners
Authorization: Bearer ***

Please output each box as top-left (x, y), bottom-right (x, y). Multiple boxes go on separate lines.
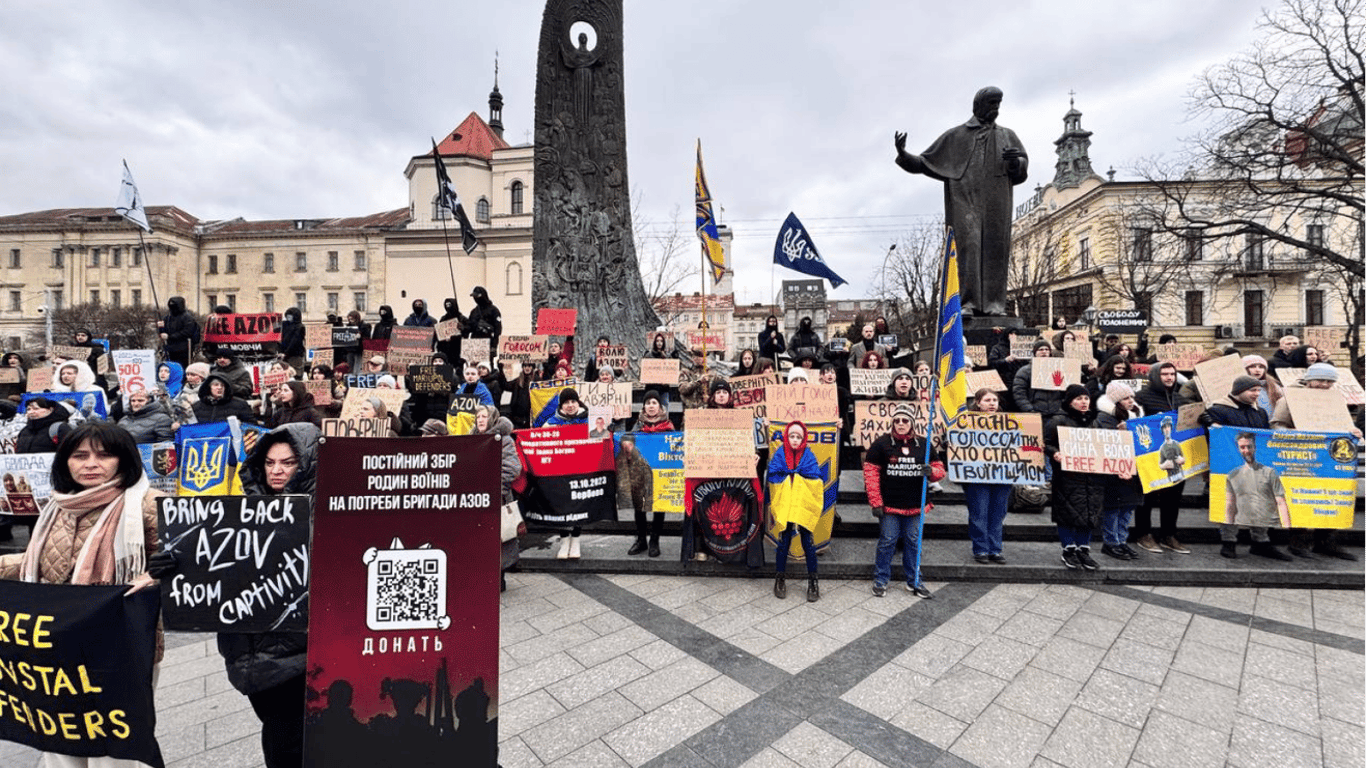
top-left (1015, 294), bottom-right (1049, 327)
top-left (206, 294), bottom-right (218, 309)
top-left (90, 248), bottom-right (101, 267)
top-left (506, 262), bottom-right (523, 296)
top-left (1305, 289), bottom-right (1325, 326)
top-left (90, 290), bottom-right (100, 305)
top-left (8, 292), bottom-right (20, 312)
top-left (131, 289), bottom-right (141, 306)
top-left (354, 250), bottom-right (366, 270)
top-left (52, 248), bottom-right (64, 268)
top-left (208, 254), bottom-right (219, 274)
top-left (7, 249), bottom-right (18, 269)
top-left (1244, 290), bottom-right (1265, 337)
top-left (263, 293), bottom-right (275, 313)
top-left (327, 251), bottom-right (339, 272)
top-left (1077, 236), bottom-right (1091, 270)
top-left (1306, 223), bottom-right (1325, 254)
top-left (327, 293), bottom-right (339, 313)
top-left (295, 293), bottom-right (308, 314)
top-left (226, 254), bottom-right (237, 273)
top-left (52, 290), bottom-right (63, 310)
top-left (1134, 292), bottom-right (1152, 317)
top-left (1131, 228), bottom-right (1152, 262)
top-left (132, 247), bottom-right (142, 266)
top-left (1183, 230), bottom-right (1203, 261)
top-left (353, 292), bottom-right (367, 313)
top-left (226, 294), bottom-right (236, 311)
top-left (476, 197), bottom-right (490, 223)
top-left (1051, 284), bottom-right (1093, 325)
top-left (1244, 233), bottom-right (1265, 270)
top-left (263, 253), bottom-right (275, 273)
top-left (1185, 291), bottom-right (1204, 326)
top-left (510, 180), bottom-right (524, 215)
top-left (110, 290), bottom-right (121, 307)
top-left (295, 252), bottom-right (307, 272)
top-left (111, 247), bottom-right (121, 267)
top-left (432, 194), bottom-right (452, 221)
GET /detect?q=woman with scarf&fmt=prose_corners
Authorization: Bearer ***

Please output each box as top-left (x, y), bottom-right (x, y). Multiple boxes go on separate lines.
top-left (53, 358), bottom-right (98, 393)
top-left (0, 422), bottom-right (165, 766)
top-left (1045, 385), bottom-right (1107, 570)
top-left (864, 402), bottom-right (944, 597)
top-left (767, 421), bottom-right (824, 602)
top-left (634, 390), bottom-right (675, 432)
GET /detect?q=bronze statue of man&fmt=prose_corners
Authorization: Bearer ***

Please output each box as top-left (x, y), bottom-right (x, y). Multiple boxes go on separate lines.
top-left (895, 87), bottom-right (1028, 317)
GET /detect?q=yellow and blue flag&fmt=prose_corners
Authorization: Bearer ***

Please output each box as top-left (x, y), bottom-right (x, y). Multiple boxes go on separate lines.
top-left (695, 140), bottom-right (727, 283)
top-left (936, 228), bottom-right (968, 424)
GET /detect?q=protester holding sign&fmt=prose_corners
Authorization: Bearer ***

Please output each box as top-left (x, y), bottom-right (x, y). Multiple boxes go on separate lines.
top-left (767, 421), bottom-right (824, 602)
top-left (1044, 385), bottom-right (1105, 570)
top-left (1012, 340), bottom-right (1066, 418)
top-left (863, 403), bottom-right (944, 598)
top-left (959, 390), bottom-right (1014, 564)
top-left (1094, 383), bottom-right (1145, 560)
top-left (1199, 376), bottom-right (1291, 560)
top-left (1240, 354), bottom-right (1282, 419)
top-left (1131, 361), bottom-right (1194, 554)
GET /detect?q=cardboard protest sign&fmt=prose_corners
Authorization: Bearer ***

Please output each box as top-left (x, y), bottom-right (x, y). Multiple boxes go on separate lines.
top-left (49, 343), bottom-right (90, 362)
top-left (765, 383), bottom-right (839, 424)
top-left (1063, 340), bottom-right (1095, 365)
top-left (307, 436), bottom-right (501, 767)
top-left (1284, 386), bottom-right (1355, 433)
top-left (1302, 326), bottom-right (1345, 359)
top-left (1194, 353), bottom-right (1248, 404)
top-left (764, 419), bottom-right (839, 556)
top-left (361, 338), bottom-right (389, 353)
top-left (156, 495), bottom-right (310, 632)
top-left (0, 452), bottom-right (54, 515)
top-left (946, 412), bottom-right (1046, 485)
top-left (854, 400), bottom-right (927, 448)
top-left (307, 348), bottom-right (334, 367)
top-left (686, 327), bottom-right (727, 353)
top-left (595, 344), bottom-right (630, 375)
top-left (535, 308), bottom-right (577, 335)
top-left (203, 312), bottom-right (282, 344)
top-left (498, 335), bottom-right (549, 363)
top-left (581, 381), bottom-right (632, 421)
top-left (1128, 410), bottom-right (1209, 492)
top-left (1208, 425), bottom-right (1357, 529)
top-left (386, 327), bottom-right (434, 374)
top-left (1030, 358), bottom-right (1081, 391)
top-left (640, 358), bottom-right (679, 385)
top-left (616, 432), bottom-right (685, 514)
top-left (0, 582), bottom-right (164, 767)
top-left (0, 367), bottom-right (18, 384)
top-left (340, 387), bottom-right (408, 421)
top-left (1177, 402), bottom-right (1206, 432)
top-left (1335, 367), bottom-right (1365, 405)
top-left (683, 409), bottom-right (757, 478)
top-left (304, 324), bottom-right (333, 349)
top-left (322, 418), bottom-right (391, 438)
top-left (22, 390), bottom-right (108, 419)
top-left (513, 424), bottom-right (618, 525)
top-left (965, 345), bottom-right (988, 365)
top-left (461, 337), bottom-right (491, 368)
top-left (408, 364), bottom-right (455, 395)
top-left (434, 318), bottom-right (461, 340)
top-left (964, 369), bottom-right (1007, 393)
top-left (730, 373), bottom-right (777, 418)
top-left (138, 443), bottom-right (179, 494)
top-left (26, 366), bottom-right (52, 392)
top-left (1057, 426), bottom-right (1136, 475)
top-left (303, 379), bottom-right (334, 406)
top-left (1010, 335), bottom-right (1038, 359)
top-left (1155, 343), bottom-right (1206, 372)
top-left (849, 369), bottom-right (895, 397)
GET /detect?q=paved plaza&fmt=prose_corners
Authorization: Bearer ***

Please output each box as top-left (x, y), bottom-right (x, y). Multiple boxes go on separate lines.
top-left (4, 571), bottom-right (1362, 767)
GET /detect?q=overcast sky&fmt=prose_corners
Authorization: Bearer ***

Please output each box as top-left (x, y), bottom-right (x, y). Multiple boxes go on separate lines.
top-left (0, 1), bottom-right (1272, 303)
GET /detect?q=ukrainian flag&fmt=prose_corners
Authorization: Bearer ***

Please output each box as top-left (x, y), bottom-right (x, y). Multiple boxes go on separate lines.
top-left (936, 228), bottom-right (968, 424)
top-left (695, 140), bottom-right (726, 283)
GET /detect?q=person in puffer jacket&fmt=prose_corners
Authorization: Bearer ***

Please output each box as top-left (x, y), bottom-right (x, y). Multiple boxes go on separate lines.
top-left (191, 372), bottom-right (257, 424)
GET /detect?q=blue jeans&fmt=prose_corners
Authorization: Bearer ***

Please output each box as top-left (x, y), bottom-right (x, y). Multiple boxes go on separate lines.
top-left (963, 483), bottom-right (1011, 556)
top-left (1057, 525), bottom-right (1091, 548)
top-left (1102, 505), bottom-right (1136, 546)
top-left (775, 523), bottom-right (817, 574)
top-left (874, 513), bottom-right (923, 588)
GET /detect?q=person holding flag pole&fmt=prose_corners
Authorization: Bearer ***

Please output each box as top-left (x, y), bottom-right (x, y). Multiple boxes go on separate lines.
top-left (429, 138), bottom-right (482, 356)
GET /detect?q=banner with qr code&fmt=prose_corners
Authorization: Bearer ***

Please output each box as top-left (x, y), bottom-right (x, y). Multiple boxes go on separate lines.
top-left (306, 436), bottom-right (502, 767)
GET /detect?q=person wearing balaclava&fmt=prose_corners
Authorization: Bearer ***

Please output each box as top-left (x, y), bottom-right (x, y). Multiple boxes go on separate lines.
top-left (371, 305), bottom-right (397, 343)
top-left (758, 315), bottom-right (786, 364)
top-left (790, 316), bottom-right (822, 364)
top-left (279, 306), bottom-right (305, 370)
top-left (464, 286), bottom-right (502, 350)
top-left (437, 298), bottom-right (463, 364)
top-left (403, 299), bottom-right (436, 327)
top-left (159, 296), bottom-right (199, 368)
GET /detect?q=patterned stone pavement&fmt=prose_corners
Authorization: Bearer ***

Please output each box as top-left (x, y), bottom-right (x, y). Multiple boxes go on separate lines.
top-left (3, 575), bottom-right (1362, 767)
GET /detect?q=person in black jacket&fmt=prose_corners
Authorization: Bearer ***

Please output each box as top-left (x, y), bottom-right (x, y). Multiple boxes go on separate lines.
top-left (758, 315), bottom-right (786, 364)
top-left (1012, 340), bottom-right (1066, 418)
top-left (790, 317), bottom-right (822, 364)
top-left (211, 350), bottom-right (255, 401)
top-left (159, 296), bottom-right (199, 368)
top-left (371, 305), bottom-right (397, 344)
top-left (278, 307), bottom-right (305, 370)
top-left (436, 298), bottom-right (463, 364)
top-left (14, 398), bottom-right (72, 453)
top-left (1045, 385), bottom-right (1106, 571)
top-left (192, 372), bottom-right (257, 424)
top-left (402, 299), bottom-right (436, 327)
top-left (464, 286), bottom-right (502, 354)
top-left (1201, 376), bottom-right (1289, 561)
top-left (1130, 361), bottom-right (1194, 555)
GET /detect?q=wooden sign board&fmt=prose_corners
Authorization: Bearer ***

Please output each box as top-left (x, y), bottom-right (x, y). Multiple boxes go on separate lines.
top-left (321, 418), bottom-right (390, 437)
top-left (1057, 426), bottom-right (1135, 475)
top-left (499, 335), bottom-right (549, 362)
top-left (1155, 343), bottom-right (1206, 372)
top-left (849, 369), bottom-right (895, 397)
top-left (462, 338), bottom-right (491, 367)
top-left (964, 369), bottom-right (1007, 394)
top-left (1194, 353), bottom-right (1248, 405)
top-left (1284, 387), bottom-right (1355, 433)
top-left (683, 409), bottom-right (757, 478)
top-left (536, 308), bottom-right (577, 336)
top-left (26, 367), bottom-right (52, 392)
top-left (580, 381), bottom-right (632, 420)
top-left (1031, 358), bottom-right (1081, 391)
top-left (765, 383), bottom-right (840, 424)
top-left (853, 400), bottom-right (928, 448)
top-left (303, 379), bottom-right (333, 406)
top-left (730, 373), bottom-right (777, 418)
top-left (640, 358), bottom-right (680, 385)
top-left (434, 318), bottom-right (461, 340)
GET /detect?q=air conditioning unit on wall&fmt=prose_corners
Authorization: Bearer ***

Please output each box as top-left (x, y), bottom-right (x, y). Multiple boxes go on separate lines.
top-left (1272, 326), bottom-right (1303, 339)
top-left (1216, 326), bottom-right (1236, 339)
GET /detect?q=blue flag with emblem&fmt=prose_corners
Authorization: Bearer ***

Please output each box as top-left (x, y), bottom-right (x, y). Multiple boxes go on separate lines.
top-left (772, 212), bottom-right (846, 288)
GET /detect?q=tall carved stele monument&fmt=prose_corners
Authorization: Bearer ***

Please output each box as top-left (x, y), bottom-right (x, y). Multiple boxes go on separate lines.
top-left (533, 0), bottom-right (659, 358)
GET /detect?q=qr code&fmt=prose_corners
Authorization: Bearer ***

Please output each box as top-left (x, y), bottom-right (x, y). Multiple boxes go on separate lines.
top-left (364, 541), bottom-right (449, 631)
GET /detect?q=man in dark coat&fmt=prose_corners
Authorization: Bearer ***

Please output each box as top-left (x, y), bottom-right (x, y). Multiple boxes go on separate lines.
top-left (278, 306), bottom-right (305, 369)
top-left (1131, 361), bottom-right (1194, 555)
top-left (463, 286), bottom-right (503, 354)
top-left (159, 296), bottom-right (199, 367)
top-left (371, 305), bottom-right (397, 343)
top-left (402, 299), bottom-right (436, 327)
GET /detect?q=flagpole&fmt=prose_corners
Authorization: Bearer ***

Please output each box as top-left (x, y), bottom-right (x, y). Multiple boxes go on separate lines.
top-left (911, 225), bottom-right (952, 591)
top-left (136, 230), bottom-right (160, 312)
top-left (700, 244), bottom-right (708, 375)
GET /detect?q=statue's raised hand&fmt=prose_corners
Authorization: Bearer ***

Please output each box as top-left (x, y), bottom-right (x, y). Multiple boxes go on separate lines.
top-left (894, 132), bottom-right (908, 154)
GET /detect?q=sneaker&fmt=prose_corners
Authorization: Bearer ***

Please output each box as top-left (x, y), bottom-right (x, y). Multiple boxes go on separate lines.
top-left (1119, 544), bottom-right (1140, 559)
top-left (973, 554), bottom-right (990, 564)
top-left (1076, 547), bottom-right (1101, 570)
top-left (1136, 534), bottom-right (1162, 554)
top-left (1250, 542), bottom-right (1292, 562)
top-left (1220, 542), bottom-right (1238, 559)
top-left (988, 554), bottom-right (1007, 564)
top-left (1101, 544), bottom-right (1131, 560)
top-left (872, 584), bottom-right (887, 597)
top-left (1061, 548), bottom-right (1082, 570)
top-left (1159, 536), bottom-right (1191, 554)
top-left (906, 584), bottom-right (933, 599)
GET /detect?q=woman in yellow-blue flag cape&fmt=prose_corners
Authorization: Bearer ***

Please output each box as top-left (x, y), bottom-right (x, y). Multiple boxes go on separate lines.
top-left (767, 421), bottom-right (824, 603)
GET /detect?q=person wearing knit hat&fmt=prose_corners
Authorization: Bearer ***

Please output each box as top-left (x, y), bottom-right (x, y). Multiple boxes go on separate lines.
top-left (635, 389), bottom-right (675, 432)
top-left (419, 418), bottom-right (448, 436)
top-left (884, 368), bottom-right (916, 401)
top-left (1096, 380), bottom-right (1146, 560)
top-left (596, 364), bottom-right (615, 383)
top-left (1300, 362), bottom-right (1339, 383)
top-left (545, 387), bottom-right (586, 426)
top-left (1201, 367), bottom-right (1288, 560)
top-left (1230, 375), bottom-right (1262, 397)
top-left (1045, 384), bottom-right (1106, 570)
top-left (707, 378), bottom-right (733, 408)
top-left (1104, 381), bottom-right (1134, 403)
top-left (1240, 353), bottom-right (1281, 418)
top-left (864, 398), bottom-right (944, 597)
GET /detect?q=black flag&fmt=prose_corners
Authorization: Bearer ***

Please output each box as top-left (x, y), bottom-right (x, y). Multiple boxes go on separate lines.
top-left (431, 139), bottom-right (480, 254)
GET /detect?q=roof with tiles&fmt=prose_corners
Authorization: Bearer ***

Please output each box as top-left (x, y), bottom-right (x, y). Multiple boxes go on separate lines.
top-left (432, 112), bottom-right (510, 161)
top-left (0, 206), bottom-right (200, 232)
top-left (198, 208), bottom-right (411, 236)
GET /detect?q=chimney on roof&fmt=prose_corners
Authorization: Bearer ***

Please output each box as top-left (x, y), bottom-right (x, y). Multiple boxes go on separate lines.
top-left (488, 53), bottom-right (505, 139)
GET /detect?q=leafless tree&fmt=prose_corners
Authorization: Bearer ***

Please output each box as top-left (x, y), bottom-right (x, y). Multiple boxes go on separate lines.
top-left (633, 197), bottom-right (701, 326)
top-left (1006, 209), bottom-right (1069, 326)
top-left (871, 218), bottom-right (944, 344)
top-left (27, 303), bottom-right (166, 353)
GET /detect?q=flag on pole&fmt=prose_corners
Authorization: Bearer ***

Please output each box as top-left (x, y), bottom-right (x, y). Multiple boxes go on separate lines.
top-left (935, 227), bottom-right (968, 424)
top-left (114, 160), bottom-right (152, 233)
top-left (772, 212), bottom-right (847, 288)
top-left (431, 139), bottom-right (479, 254)
top-left (695, 140), bottom-right (727, 283)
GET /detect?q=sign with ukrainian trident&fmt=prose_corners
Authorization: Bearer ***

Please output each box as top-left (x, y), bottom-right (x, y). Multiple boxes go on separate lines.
top-left (178, 437), bottom-right (235, 495)
top-left (764, 420), bottom-right (840, 555)
top-left (686, 478), bottom-right (763, 564)
top-left (1128, 410), bottom-right (1209, 492)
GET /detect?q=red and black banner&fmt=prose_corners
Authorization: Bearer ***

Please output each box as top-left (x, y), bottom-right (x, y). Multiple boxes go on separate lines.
top-left (512, 425), bottom-right (617, 525)
top-left (306, 436), bottom-right (501, 768)
top-left (203, 313), bottom-right (283, 344)
top-left (686, 478), bottom-right (764, 563)
top-left (0, 583), bottom-right (163, 767)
